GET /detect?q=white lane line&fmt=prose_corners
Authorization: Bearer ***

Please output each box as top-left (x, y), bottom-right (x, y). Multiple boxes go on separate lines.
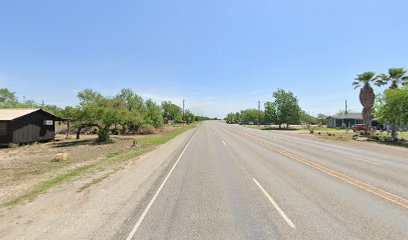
top-left (253, 178), bottom-right (296, 229)
top-left (125, 129), bottom-right (198, 240)
top-left (351, 156), bottom-right (383, 166)
top-left (222, 140), bottom-right (227, 146)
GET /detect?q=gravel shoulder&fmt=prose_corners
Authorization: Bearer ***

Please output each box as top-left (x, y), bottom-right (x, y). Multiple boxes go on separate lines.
top-left (0, 128), bottom-right (196, 240)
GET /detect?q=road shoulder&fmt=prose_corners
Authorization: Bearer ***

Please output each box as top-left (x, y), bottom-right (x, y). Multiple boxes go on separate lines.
top-left (0, 128), bottom-right (196, 240)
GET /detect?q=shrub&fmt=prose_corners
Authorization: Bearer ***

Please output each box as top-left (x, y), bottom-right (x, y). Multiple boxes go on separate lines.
top-left (132, 139), bottom-right (138, 147)
top-left (138, 124), bottom-right (156, 134)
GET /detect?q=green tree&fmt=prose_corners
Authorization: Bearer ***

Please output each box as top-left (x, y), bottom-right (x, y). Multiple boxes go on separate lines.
top-left (374, 68), bottom-right (407, 139)
top-left (0, 88), bottom-right (18, 107)
top-left (161, 101), bottom-right (182, 123)
top-left (316, 113), bottom-right (328, 126)
top-left (42, 104), bottom-right (63, 115)
top-left (376, 87), bottom-right (408, 140)
top-left (240, 109), bottom-right (263, 123)
top-left (77, 89), bottom-right (129, 142)
top-left (264, 101), bottom-right (277, 125)
top-left (117, 88), bottom-right (147, 114)
top-left (183, 110), bottom-right (195, 124)
top-left (300, 111), bottom-right (317, 124)
top-left (225, 112), bottom-right (238, 123)
top-left (16, 99), bottom-right (39, 108)
top-left (145, 99), bottom-right (164, 128)
top-left (264, 89), bottom-right (301, 128)
top-left (115, 89), bottom-right (147, 132)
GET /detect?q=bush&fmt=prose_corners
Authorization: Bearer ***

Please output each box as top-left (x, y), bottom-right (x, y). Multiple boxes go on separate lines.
top-left (132, 139), bottom-right (138, 147)
top-left (138, 124), bottom-right (156, 134)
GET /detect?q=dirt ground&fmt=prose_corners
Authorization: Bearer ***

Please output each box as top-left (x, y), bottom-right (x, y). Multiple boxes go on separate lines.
top-left (0, 127), bottom-right (196, 240)
top-left (0, 126), bottom-right (178, 208)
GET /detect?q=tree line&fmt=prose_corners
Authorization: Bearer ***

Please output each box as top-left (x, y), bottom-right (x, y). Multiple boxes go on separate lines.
top-left (0, 88), bottom-right (205, 142)
top-left (225, 89), bottom-right (326, 128)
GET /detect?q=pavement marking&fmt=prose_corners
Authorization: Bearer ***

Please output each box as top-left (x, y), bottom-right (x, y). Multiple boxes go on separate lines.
top-left (232, 131), bottom-right (408, 210)
top-left (253, 178), bottom-right (296, 229)
top-left (351, 156), bottom-right (383, 166)
top-left (125, 129), bottom-right (198, 240)
top-left (222, 140), bottom-right (227, 146)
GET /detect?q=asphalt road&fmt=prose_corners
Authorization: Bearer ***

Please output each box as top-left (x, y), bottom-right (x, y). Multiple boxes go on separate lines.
top-left (123, 121), bottom-right (408, 240)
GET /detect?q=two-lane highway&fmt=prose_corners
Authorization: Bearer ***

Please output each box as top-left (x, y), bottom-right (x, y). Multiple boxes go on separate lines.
top-left (123, 121), bottom-right (408, 240)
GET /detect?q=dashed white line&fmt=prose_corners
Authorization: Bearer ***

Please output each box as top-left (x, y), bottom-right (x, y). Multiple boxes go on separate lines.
top-left (351, 156), bottom-right (383, 166)
top-left (125, 129), bottom-right (198, 240)
top-left (253, 178), bottom-right (296, 229)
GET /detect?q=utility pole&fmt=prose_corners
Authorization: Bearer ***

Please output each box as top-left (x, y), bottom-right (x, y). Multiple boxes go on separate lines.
top-left (182, 99), bottom-right (185, 123)
top-left (258, 100), bottom-right (261, 126)
top-left (345, 100), bottom-right (348, 114)
top-left (41, 100), bottom-right (45, 108)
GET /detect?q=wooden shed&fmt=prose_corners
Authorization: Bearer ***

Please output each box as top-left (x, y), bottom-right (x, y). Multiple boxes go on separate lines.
top-left (0, 108), bottom-right (64, 145)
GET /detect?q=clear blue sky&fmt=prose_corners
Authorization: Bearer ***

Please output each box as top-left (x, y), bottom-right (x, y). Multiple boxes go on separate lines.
top-left (1, 0), bottom-right (407, 118)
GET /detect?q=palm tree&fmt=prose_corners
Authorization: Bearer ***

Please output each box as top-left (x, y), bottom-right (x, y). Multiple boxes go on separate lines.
top-left (374, 68), bottom-right (407, 89)
top-left (353, 72), bottom-right (376, 135)
top-left (352, 72), bottom-right (376, 88)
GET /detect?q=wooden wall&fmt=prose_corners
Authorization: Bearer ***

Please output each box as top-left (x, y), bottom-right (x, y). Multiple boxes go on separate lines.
top-left (9, 111), bottom-right (56, 144)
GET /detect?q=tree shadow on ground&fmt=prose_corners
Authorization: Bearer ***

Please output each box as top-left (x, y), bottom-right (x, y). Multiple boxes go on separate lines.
top-left (51, 139), bottom-right (114, 148)
top-left (260, 127), bottom-right (298, 131)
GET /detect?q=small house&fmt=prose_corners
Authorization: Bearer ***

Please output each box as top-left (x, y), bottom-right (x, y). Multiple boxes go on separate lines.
top-left (326, 113), bottom-right (364, 128)
top-left (0, 108), bottom-right (64, 145)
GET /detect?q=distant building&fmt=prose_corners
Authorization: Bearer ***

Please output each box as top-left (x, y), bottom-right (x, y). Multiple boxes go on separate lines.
top-left (326, 113), bottom-right (364, 128)
top-left (327, 113), bottom-right (408, 130)
top-left (0, 108), bottom-right (64, 145)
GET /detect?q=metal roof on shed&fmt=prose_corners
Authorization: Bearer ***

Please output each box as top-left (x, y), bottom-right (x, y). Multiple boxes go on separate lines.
top-left (0, 108), bottom-right (40, 120)
top-left (0, 108), bottom-right (65, 121)
top-left (328, 113), bottom-right (363, 120)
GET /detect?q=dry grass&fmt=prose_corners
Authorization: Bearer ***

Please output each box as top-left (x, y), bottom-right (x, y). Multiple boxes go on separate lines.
top-left (0, 123), bottom-right (197, 208)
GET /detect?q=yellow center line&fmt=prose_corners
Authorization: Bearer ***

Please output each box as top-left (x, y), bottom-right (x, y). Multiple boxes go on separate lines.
top-left (234, 131), bottom-right (408, 210)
